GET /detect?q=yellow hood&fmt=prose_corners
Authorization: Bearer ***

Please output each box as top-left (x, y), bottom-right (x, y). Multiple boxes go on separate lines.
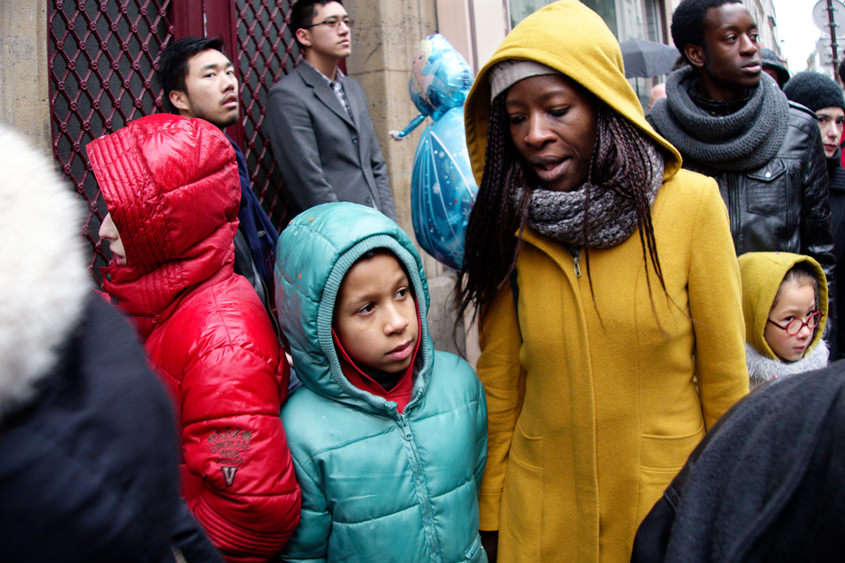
top-left (738, 252), bottom-right (828, 360)
top-left (464, 0), bottom-right (682, 186)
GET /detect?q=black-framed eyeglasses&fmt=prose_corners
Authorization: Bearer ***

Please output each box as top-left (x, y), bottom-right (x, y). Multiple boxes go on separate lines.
top-left (303, 16), bottom-right (353, 30)
top-left (766, 311), bottom-right (822, 336)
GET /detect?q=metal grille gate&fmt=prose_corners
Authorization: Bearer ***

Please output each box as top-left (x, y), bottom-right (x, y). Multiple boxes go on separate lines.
top-left (234, 0), bottom-right (300, 229)
top-left (47, 0), bottom-right (299, 279)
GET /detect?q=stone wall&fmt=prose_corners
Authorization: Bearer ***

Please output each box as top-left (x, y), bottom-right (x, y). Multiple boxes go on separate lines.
top-left (0, 1), bottom-right (50, 154)
top-left (346, 0), bottom-right (475, 360)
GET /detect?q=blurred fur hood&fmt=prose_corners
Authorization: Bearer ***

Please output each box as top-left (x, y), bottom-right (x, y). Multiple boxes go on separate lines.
top-left (0, 125), bottom-right (91, 417)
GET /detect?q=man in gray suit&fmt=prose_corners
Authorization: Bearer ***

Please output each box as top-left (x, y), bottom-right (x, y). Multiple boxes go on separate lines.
top-left (264, 0), bottom-right (396, 219)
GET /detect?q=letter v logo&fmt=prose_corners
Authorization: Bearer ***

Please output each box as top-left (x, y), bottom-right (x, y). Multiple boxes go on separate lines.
top-left (222, 466), bottom-right (237, 487)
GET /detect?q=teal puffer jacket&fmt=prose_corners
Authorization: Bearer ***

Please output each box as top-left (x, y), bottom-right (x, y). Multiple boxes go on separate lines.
top-left (275, 203), bottom-right (488, 563)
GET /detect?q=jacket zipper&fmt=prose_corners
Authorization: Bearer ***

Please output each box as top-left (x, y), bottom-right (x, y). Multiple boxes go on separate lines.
top-left (571, 247), bottom-right (582, 278)
top-left (395, 412), bottom-right (443, 562)
top-left (727, 173), bottom-right (740, 240)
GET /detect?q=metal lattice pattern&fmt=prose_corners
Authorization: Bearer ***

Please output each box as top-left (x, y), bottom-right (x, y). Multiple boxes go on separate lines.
top-left (235, 0), bottom-right (301, 229)
top-left (48, 0), bottom-right (301, 279)
top-left (48, 0), bottom-right (172, 278)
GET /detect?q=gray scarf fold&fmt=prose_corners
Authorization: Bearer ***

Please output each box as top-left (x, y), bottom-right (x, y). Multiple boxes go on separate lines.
top-left (649, 67), bottom-right (789, 172)
top-left (525, 140), bottom-right (664, 248)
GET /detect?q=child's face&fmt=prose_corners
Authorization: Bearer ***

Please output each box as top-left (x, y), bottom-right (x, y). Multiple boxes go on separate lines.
top-left (764, 279), bottom-right (818, 362)
top-left (98, 212), bottom-right (126, 267)
top-left (334, 253), bottom-right (419, 374)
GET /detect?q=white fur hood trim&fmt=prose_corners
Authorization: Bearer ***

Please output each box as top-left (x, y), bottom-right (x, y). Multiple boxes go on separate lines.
top-left (746, 340), bottom-right (829, 390)
top-left (0, 125), bottom-right (90, 416)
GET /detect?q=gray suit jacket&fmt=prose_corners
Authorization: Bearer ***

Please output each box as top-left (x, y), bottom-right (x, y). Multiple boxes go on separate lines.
top-left (264, 63), bottom-right (396, 219)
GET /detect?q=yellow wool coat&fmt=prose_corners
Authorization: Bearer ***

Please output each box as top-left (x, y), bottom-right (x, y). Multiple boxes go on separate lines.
top-left (464, 2), bottom-right (749, 561)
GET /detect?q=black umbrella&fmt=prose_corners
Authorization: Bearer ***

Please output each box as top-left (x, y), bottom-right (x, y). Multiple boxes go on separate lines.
top-left (619, 38), bottom-right (681, 78)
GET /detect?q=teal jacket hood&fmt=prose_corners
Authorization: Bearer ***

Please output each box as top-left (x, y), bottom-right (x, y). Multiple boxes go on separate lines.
top-left (274, 202), bottom-right (434, 413)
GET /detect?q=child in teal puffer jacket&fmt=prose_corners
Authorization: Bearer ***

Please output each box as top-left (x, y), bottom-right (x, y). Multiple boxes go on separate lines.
top-left (274, 202), bottom-right (488, 562)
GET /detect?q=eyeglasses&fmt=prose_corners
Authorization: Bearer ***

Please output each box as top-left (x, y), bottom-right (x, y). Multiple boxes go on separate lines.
top-left (303, 16), bottom-right (353, 30)
top-left (766, 311), bottom-right (822, 336)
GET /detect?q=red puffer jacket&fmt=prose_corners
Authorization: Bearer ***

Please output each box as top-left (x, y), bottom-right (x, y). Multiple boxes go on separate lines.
top-left (87, 114), bottom-right (301, 563)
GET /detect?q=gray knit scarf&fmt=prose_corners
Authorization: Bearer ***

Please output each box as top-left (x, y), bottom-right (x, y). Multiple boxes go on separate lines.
top-left (525, 134), bottom-right (664, 249)
top-left (649, 67), bottom-right (789, 172)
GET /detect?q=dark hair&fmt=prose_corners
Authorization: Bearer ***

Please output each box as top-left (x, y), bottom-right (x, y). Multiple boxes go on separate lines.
top-left (292, 0), bottom-right (343, 48)
top-left (456, 84), bottom-right (666, 320)
top-left (774, 262), bottom-right (821, 311)
top-left (838, 59), bottom-right (845, 86)
top-left (157, 37), bottom-right (226, 113)
top-left (671, 0), bottom-right (742, 64)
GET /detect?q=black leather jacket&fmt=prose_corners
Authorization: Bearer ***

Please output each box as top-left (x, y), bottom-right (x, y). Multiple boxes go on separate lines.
top-left (685, 102), bottom-right (835, 281)
top-left (827, 152), bottom-right (845, 359)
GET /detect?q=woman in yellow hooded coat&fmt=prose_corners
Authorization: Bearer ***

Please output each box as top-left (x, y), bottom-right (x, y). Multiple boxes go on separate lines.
top-left (456, 2), bottom-right (749, 561)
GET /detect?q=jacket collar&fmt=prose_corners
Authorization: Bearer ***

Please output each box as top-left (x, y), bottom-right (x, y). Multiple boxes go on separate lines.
top-left (102, 239), bottom-right (235, 340)
top-left (297, 62), bottom-right (356, 127)
top-left (331, 304), bottom-right (421, 415)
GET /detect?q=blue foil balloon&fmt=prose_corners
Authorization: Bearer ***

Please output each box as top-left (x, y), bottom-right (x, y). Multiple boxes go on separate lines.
top-left (410, 107), bottom-right (477, 270)
top-left (394, 34), bottom-right (478, 270)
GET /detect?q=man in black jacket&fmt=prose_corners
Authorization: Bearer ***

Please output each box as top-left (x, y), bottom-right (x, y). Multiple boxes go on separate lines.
top-left (649, 0), bottom-right (835, 285)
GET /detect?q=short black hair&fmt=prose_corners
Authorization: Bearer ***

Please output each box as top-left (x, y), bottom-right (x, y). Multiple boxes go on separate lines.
top-left (157, 37), bottom-right (226, 113)
top-left (671, 0), bottom-right (742, 64)
top-left (291, 0), bottom-right (343, 48)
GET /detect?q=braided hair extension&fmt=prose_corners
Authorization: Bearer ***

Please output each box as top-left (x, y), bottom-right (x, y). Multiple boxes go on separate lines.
top-left (455, 94), bottom-right (531, 323)
top-left (581, 103), bottom-right (666, 302)
top-left (455, 88), bottom-right (667, 322)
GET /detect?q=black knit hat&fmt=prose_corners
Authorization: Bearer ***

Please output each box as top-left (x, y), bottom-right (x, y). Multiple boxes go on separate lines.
top-left (783, 71), bottom-right (845, 112)
top-left (760, 47), bottom-right (790, 87)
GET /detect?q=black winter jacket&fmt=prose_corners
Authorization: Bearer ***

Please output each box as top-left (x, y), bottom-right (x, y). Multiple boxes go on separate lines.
top-left (828, 152), bottom-right (845, 359)
top-left (684, 102), bottom-right (835, 281)
top-left (632, 361), bottom-right (845, 562)
top-left (0, 296), bottom-right (222, 562)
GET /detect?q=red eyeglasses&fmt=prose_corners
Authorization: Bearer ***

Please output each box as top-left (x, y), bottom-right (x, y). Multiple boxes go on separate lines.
top-left (766, 311), bottom-right (822, 336)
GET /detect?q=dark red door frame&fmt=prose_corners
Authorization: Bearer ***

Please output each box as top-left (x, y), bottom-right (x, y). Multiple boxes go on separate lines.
top-left (170, 0), bottom-right (245, 147)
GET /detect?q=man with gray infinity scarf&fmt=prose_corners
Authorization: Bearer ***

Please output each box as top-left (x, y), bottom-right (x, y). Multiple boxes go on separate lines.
top-left (649, 0), bottom-right (835, 291)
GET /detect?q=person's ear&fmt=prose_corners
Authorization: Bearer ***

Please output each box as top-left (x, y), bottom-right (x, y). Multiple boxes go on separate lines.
top-left (296, 28), bottom-right (312, 49)
top-left (169, 90), bottom-right (190, 114)
top-left (684, 44), bottom-right (706, 69)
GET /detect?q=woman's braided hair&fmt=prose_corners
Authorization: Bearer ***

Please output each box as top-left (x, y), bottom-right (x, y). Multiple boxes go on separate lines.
top-left (455, 79), bottom-right (667, 320)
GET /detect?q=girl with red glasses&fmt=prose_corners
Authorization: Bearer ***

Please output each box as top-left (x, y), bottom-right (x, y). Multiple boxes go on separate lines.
top-left (739, 252), bottom-right (830, 389)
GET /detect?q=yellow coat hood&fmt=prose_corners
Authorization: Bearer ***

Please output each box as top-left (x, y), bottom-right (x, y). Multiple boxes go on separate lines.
top-left (464, 0), bottom-right (682, 186)
top-left (738, 252), bottom-right (828, 360)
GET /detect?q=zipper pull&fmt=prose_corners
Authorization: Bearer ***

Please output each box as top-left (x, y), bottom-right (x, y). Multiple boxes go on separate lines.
top-left (573, 251), bottom-right (582, 278)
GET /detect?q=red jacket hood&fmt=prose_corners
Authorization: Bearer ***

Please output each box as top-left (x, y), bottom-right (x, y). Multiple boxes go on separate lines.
top-left (87, 114), bottom-right (240, 337)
